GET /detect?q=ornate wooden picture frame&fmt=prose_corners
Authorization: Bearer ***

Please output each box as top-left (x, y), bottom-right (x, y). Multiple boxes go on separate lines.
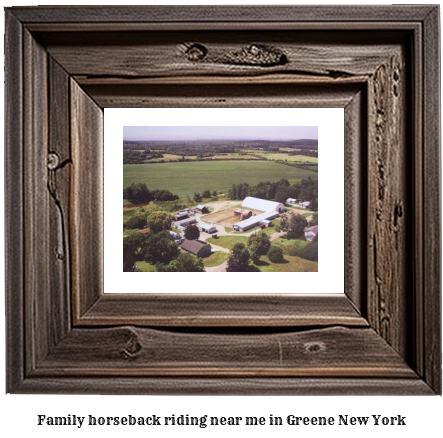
top-left (5, 6), bottom-right (441, 394)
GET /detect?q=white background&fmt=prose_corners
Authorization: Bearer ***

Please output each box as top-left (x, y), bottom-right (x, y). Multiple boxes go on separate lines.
top-left (106, 108), bottom-right (343, 293)
top-left (1, 1), bottom-right (442, 437)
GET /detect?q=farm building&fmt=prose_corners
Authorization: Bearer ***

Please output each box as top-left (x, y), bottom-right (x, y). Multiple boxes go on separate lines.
top-left (242, 197), bottom-right (284, 213)
top-left (200, 224), bottom-right (217, 234)
top-left (175, 211), bottom-right (188, 220)
top-left (298, 201), bottom-right (311, 209)
top-left (180, 239), bottom-right (212, 257)
top-left (174, 217), bottom-right (197, 230)
top-left (304, 225), bottom-right (318, 241)
top-left (286, 198), bottom-right (297, 206)
top-left (233, 211), bottom-right (280, 232)
top-left (234, 208), bottom-right (252, 219)
top-left (169, 230), bottom-right (183, 243)
top-left (195, 204), bottom-right (208, 213)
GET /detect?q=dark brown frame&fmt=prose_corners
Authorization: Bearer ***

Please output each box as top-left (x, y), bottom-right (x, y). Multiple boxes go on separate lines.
top-left (5, 6), bottom-right (441, 394)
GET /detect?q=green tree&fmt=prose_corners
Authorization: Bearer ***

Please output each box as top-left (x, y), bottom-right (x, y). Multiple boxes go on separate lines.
top-left (226, 243), bottom-right (251, 272)
top-left (228, 184), bottom-right (237, 200)
top-left (193, 192), bottom-right (202, 203)
top-left (123, 183), bottom-right (153, 204)
top-left (286, 214), bottom-right (308, 239)
top-left (310, 212), bottom-right (318, 226)
top-left (184, 224), bottom-right (200, 240)
top-left (151, 189), bottom-right (179, 201)
top-left (248, 243), bottom-right (261, 264)
top-left (123, 233), bottom-right (148, 271)
top-left (201, 189), bottom-right (211, 198)
top-left (291, 241), bottom-right (318, 261)
top-left (157, 252), bottom-right (205, 272)
top-left (247, 231), bottom-right (271, 263)
top-left (266, 184), bottom-right (277, 200)
top-left (274, 186), bottom-right (289, 203)
top-left (144, 230), bottom-right (179, 265)
top-left (267, 245), bottom-right (284, 263)
top-left (277, 215), bottom-right (289, 232)
top-left (146, 211), bottom-right (173, 234)
top-left (124, 214), bottom-right (147, 230)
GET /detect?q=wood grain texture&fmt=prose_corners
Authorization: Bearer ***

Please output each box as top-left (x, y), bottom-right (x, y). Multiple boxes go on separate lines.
top-left (4, 10), bottom-right (24, 393)
top-left (344, 90), bottom-right (366, 313)
top-left (83, 82), bottom-right (361, 109)
top-left (422, 7), bottom-right (442, 394)
top-left (79, 294), bottom-right (366, 327)
top-left (70, 81), bottom-right (104, 320)
top-left (41, 31), bottom-right (402, 80)
top-left (8, 5), bottom-right (437, 23)
top-left (37, 326), bottom-right (415, 378)
top-left (23, 29), bottom-right (50, 372)
top-left (366, 51), bottom-right (409, 357)
top-left (411, 19), bottom-right (425, 382)
top-left (48, 58), bottom-right (72, 345)
top-left (12, 377), bottom-right (434, 396)
top-left (4, 5), bottom-right (441, 395)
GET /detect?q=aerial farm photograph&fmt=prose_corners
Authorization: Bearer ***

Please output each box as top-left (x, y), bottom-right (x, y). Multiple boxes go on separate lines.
top-left (123, 126), bottom-right (318, 272)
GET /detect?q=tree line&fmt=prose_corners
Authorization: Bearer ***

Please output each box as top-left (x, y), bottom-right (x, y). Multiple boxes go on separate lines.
top-left (124, 183), bottom-right (179, 204)
top-left (228, 177), bottom-right (318, 209)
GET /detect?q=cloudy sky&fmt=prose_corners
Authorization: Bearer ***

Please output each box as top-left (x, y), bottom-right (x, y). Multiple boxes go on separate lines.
top-left (123, 126), bottom-right (317, 141)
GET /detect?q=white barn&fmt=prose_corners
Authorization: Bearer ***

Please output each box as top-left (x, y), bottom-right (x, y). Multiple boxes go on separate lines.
top-left (242, 197), bottom-right (285, 213)
top-left (299, 201), bottom-right (311, 209)
top-left (233, 211), bottom-right (280, 232)
top-left (200, 223), bottom-right (217, 234)
top-left (174, 217), bottom-right (197, 230)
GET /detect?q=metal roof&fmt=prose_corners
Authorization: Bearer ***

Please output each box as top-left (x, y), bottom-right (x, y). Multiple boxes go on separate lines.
top-left (234, 211), bottom-right (280, 230)
top-left (180, 239), bottom-right (211, 255)
top-left (242, 196), bottom-right (284, 212)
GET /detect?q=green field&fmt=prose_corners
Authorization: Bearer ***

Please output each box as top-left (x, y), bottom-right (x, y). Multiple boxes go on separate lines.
top-left (243, 151), bottom-right (318, 163)
top-left (254, 254), bottom-right (317, 272)
top-left (134, 261), bottom-right (157, 272)
top-left (202, 251), bottom-right (229, 268)
top-left (206, 235), bottom-right (248, 251)
top-left (124, 161), bottom-right (317, 199)
top-left (271, 237), bottom-right (309, 254)
top-left (206, 236), bottom-right (317, 272)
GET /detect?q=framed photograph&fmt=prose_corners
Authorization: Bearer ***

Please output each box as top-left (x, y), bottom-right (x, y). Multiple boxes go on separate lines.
top-left (119, 121), bottom-right (323, 276)
top-left (106, 108), bottom-right (344, 294)
top-left (5, 5), bottom-right (441, 394)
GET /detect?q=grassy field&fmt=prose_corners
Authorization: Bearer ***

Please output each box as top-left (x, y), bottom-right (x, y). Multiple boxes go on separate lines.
top-left (244, 151), bottom-right (318, 163)
top-left (206, 235), bottom-right (249, 251)
top-left (228, 224), bottom-right (279, 236)
top-left (201, 251), bottom-right (229, 268)
top-left (254, 254), bottom-right (317, 272)
top-left (124, 161), bottom-right (317, 199)
top-left (134, 261), bottom-right (156, 272)
top-left (271, 237), bottom-right (309, 254)
top-left (123, 202), bottom-right (158, 224)
top-left (206, 236), bottom-right (317, 272)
